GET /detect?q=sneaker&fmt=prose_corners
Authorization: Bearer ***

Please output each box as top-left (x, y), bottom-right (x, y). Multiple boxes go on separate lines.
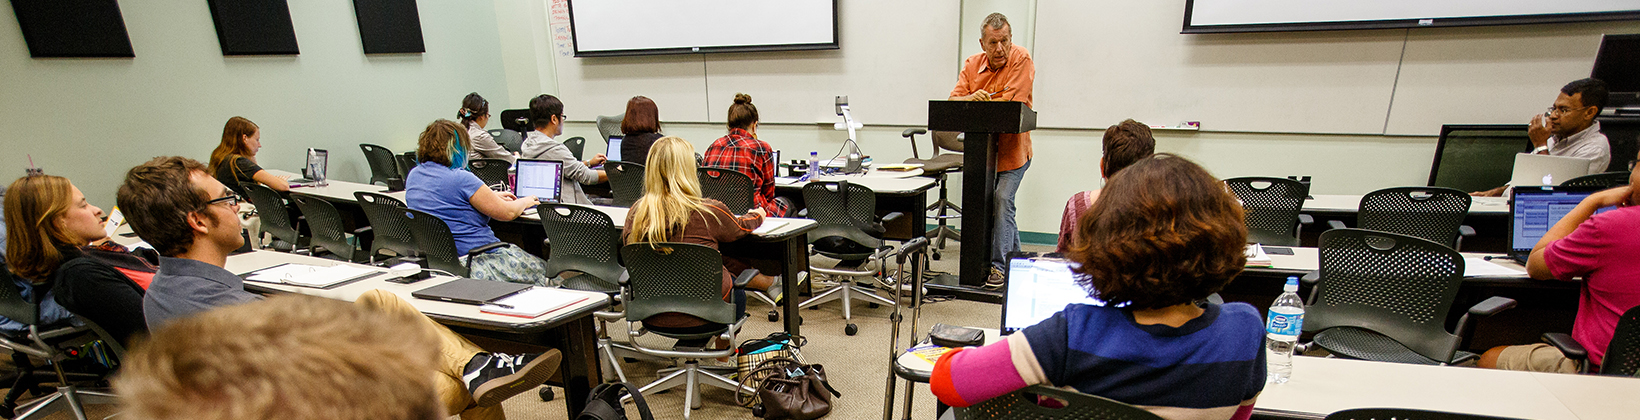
top-left (764, 276), bottom-right (785, 305)
top-left (463, 351), bottom-right (561, 407)
top-left (984, 267), bottom-right (1006, 290)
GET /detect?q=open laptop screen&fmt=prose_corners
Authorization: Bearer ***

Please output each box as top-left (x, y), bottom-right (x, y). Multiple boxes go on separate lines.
top-left (1510, 186), bottom-right (1613, 257)
top-left (514, 159), bottom-right (563, 202)
top-left (606, 136), bottom-right (623, 163)
top-left (304, 148), bottom-right (328, 183)
top-left (1001, 257), bottom-right (1105, 334)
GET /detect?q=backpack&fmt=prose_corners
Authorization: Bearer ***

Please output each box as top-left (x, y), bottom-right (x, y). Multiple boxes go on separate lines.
top-left (577, 382), bottom-right (654, 420)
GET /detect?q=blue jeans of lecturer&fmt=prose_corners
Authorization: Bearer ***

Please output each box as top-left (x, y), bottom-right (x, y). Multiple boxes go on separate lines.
top-left (991, 159), bottom-right (1030, 271)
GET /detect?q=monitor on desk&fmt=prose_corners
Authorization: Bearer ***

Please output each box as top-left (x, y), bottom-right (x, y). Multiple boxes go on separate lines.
top-left (1001, 256), bottom-right (1105, 335)
top-left (514, 159), bottom-right (563, 203)
top-left (1429, 124), bottom-right (1531, 193)
top-left (1509, 186), bottom-right (1614, 262)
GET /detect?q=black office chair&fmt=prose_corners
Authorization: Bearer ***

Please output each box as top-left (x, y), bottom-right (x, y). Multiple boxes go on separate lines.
top-left (360, 143), bottom-right (402, 187)
top-left (1560, 171), bottom-right (1632, 189)
top-left (289, 193), bottom-right (369, 263)
top-left (605, 161), bottom-right (646, 207)
top-left (536, 204), bottom-right (624, 293)
top-left (240, 183), bottom-right (306, 253)
top-left (488, 128), bottom-right (525, 154)
top-left (1324, 408), bottom-right (1522, 420)
top-left (354, 192), bottom-right (418, 262)
top-left (1225, 177), bottom-right (1313, 246)
top-left (564, 136), bottom-right (587, 161)
top-left (953, 385), bottom-right (1161, 420)
top-left (596, 114), bottom-right (625, 144)
top-left (902, 129), bottom-right (963, 260)
top-left (0, 265), bottom-right (120, 419)
top-left (698, 167), bottom-right (756, 214)
top-left (1541, 304), bottom-right (1640, 376)
top-left (396, 152), bottom-right (418, 180)
top-left (404, 208), bottom-right (509, 278)
top-left (800, 181), bottom-right (901, 336)
top-left (1300, 229), bottom-right (1516, 365)
top-left (618, 242), bottom-right (752, 420)
top-left (1326, 187), bottom-right (1475, 250)
top-left (467, 158), bottom-right (511, 189)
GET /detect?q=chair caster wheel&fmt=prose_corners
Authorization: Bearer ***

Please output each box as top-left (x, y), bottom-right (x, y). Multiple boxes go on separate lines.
top-left (538, 387), bottom-right (555, 402)
top-left (768, 310), bottom-right (779, 322)
top-left (868, 303), bottom-right (880, 309)
top-left (624, 357), bottom-right (638, 364)
top-left (932, 252), bottom-right (941, 261)
top-left (845, 324), bottom-right (858, 336)
top-left (799, 317), bottom-right (804, 325)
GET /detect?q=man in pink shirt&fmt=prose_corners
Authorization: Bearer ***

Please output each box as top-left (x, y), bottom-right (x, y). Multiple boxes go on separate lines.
top-left (1479, 170), bottom-right (1640, 373)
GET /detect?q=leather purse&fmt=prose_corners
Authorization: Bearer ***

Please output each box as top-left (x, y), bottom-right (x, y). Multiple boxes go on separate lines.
top-left (737, 357), bottom-right (841, 420)
top-left (929, 323), bottom-right (984, 348)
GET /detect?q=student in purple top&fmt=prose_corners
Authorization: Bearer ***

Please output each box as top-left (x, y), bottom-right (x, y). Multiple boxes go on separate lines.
top-left (932, 154), bottom-right (1265, 420)
top-left (1480, 169), bottom-right (1640, 373)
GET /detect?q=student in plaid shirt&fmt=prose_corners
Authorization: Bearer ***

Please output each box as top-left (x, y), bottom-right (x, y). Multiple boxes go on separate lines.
top-left (702, 93), bottom-right (788, 217)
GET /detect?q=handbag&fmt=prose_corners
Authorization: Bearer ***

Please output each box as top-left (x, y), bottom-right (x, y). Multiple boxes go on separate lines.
top-left (929, 323), bottom-right (984, 348)
top-left (736, 332), bottom-right (806, 388)
top-left (576, 382), bottom-right (653, 420)
top-left (736, 357), bottom-right (841, 420)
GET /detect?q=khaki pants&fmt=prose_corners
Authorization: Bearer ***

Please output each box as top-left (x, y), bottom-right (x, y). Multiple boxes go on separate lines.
top-left (1495, 343), bottom-right (1582, 374)
top-left (357, 289), bottom-right (504, 420)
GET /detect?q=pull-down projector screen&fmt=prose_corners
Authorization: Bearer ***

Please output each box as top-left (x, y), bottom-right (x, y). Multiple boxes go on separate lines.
top-left (1183, 1), bottom-right (1640, 34)
top-left (568, 0), bottom-right (838, 57)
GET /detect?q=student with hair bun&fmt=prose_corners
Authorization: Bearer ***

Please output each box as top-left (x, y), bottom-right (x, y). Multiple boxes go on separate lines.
top-left (459, 92), bottom-right (514, 163)
top-left (701, 93), bottom-right (786, 217)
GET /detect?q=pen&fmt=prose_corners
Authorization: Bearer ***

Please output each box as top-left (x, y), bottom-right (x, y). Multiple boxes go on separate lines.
top-left (487, 302), bottom-right (515, 309)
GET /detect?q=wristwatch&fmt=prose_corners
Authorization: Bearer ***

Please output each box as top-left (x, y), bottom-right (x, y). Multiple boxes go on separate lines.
top-left (1532, 145), bottom-right (1550, 154)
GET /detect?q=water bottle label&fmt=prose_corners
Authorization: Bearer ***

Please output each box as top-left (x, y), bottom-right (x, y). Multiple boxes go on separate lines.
top-left (1266, 311), bottom-right (1303, 337)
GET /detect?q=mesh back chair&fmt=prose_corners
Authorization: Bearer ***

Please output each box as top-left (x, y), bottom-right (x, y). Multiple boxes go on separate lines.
top-left (619, 243), bottom-right (753, 420)
top-left (241, 183), bottom-right (306, 252)
top-left (902, 129), bottom-right (964, 260)
top-left (1542, 304), bottom-right (1640, 376)
top-left (563, 136), bottom-right (587, 161)
top-left (605, 161), bottom-right (646, 207)
top-left (360, 143), bottom-right (402, 187)
top-left (467, 158), bottom-right (511, 189)
top-left (355, 192), bottom-right (418, 262)
top-left (953, 385), bottom-right (1162, 420)
top-left (1302, 229), bottom-right (1515, 365)
top-left (596, 114), bottom-right (625, 144)
top-left (1225, 177), bottom-right (1312, 246)
top-left (1324, 408), bottom-right (1523, 420)
top-left (1560, 171), bottom-right (1632, 189)
top-left (0, 264), bottom-right (119, 419)
top-left (800, 181), bottom-right (900, 336)
top-left (1328, 187), bottom-right (1474, 250)
top-left (537, 204), bottom-right (624, 293)
top-left (404, 208), bottom-right (509, 278)
top-left (698, 167), bottom-right (756, 214)
top-left (290, 193), bottom-right (367, 263)
top-left (397, 152), bottom-right (417, 179)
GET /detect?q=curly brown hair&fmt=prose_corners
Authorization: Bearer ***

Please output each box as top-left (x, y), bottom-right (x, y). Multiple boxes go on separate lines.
top-left (1067, 153), bottom-right (1247, 309)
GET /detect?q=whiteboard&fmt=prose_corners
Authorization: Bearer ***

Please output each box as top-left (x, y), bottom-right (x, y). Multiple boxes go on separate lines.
top-left (569, 0), bottom-right (837, 56)
top-left (1190, 1), bottom-right (1640, 27)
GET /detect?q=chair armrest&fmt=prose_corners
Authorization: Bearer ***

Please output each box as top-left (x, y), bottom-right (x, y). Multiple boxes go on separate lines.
top-left (1468, 296), bottom-right (1517, 317)
top-left (1459, 225), bottom-right (1476, 237)
top-left (1326, 220), bottom-right (1347, 230)
top-left (540, 238), bottom-right (552, 260)
top-left (1298, 214), bottom-right (1314, 225)
top-left (1542, 332), bottom-right (1589, 362)
top-left (1300, 271), bottom-right (1321, 285)
top-left (796, 208), bottom-right (809, 218)
top-left (732, 269), bottom-right (758, 288)
top-left (467, 242), bottom-right (510, 258)
top-left (352, 226), bottom-right (372, 236)
top-left (902, 128), bottom-right (927, 138)
top-left (880, 211), bottom-right (905, 224)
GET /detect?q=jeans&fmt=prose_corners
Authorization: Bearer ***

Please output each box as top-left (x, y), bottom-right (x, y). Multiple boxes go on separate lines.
top-left (991, 159), bottom-right (1030, 271)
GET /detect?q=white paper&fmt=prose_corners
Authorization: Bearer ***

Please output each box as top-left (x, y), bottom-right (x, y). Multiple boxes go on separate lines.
top-left (753, 220), bottom-right (789, 235)
top-left (246, 264), bottom-right (380, 287)
top-left (1463, 257), bottom-right (1525, 277)
top-left (1245, 244), bottom-right (1273, 266)
top-left (481, 287), bottom-right (587, 318)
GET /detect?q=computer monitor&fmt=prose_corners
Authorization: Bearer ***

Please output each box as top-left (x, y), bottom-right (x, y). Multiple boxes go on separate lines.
top-left (1000, 256), bottom-right (1105, 335)
top-left (1428, 124), bottom-right (1531, 193)
top-left (513, 159), bottom-right (563, 203)
top-left (1508, 186), bottom-right (1614, 263)
top-left (606, 135), bottom-right (623, 163)
top-left (303, 148), bottom-right (327, 185)
top-left (1593, 34), bottom-right (1640, 111)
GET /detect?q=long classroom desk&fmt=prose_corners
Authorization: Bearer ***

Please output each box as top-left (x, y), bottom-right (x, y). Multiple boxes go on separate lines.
top-left (1300, 194), bottom-right (1511, 252)
top-left (774, 172), bottom-right (936, 241)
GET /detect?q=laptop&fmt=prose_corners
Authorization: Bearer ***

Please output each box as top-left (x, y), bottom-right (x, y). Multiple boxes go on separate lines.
top-left (1000, 256), bottom-right (1106, 335)
top-left (1510, 153), bottom-right (1591, 187)
top-left (293, 148), bottom-right (327, 185)
top-left (514, 159), bottom-right (563, 203)
top-left (411, 278), bottom-right (532, 306)
top-left (605, 135), bottom-right (623, 164)
top-left (1508, 186), bottom-right (1615, 264)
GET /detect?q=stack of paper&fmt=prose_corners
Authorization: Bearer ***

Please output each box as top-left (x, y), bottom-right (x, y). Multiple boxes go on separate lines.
top-left (480, 287), bottom-right (590, 318)
top-left (1245, 244), bottom-right (1273, 267)
top-left (1463, 257), bottom-right (1524, 277)
top-left (246, 264), bottom-right (380, 288)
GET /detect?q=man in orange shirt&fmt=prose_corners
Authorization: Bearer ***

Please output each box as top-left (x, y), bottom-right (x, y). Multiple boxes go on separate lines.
top-left (949, 12), bottom-right (1035, 288)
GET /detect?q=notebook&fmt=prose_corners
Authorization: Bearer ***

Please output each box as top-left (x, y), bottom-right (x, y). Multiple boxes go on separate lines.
top-left (1000, 256), bottom-right (1105, 335)
top-left (1510, 153), bottom-right (1591, 187)
top-left (514, 159), bottom-right (563, 203)
top-left (1508, 185), bottom-right (1614, 264)
top-left (479, 287), bottom-right (591, 318)
top-left (411, 278), bottom-right (533, 306)
top-left (240, 263), bottom-right (382, 289)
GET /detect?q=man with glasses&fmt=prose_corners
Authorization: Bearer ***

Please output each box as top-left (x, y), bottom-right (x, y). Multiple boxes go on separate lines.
top-left (521, 94), bottom-right (606, 204)
top-left (119, 156), bottom-right (559, 419)
top-left (1474, 78), bottom-right (1612, 197)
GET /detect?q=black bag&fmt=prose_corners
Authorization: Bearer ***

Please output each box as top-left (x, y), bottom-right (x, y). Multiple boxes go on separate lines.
top-left (577, 382), bottom-right (654, 420)
top-left (929, 323), bottom-right (984, 348)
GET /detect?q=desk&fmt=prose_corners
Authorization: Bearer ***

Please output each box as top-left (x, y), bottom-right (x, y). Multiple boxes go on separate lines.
top-left (775, 174), bottom-right (936, 241)
top-left (1255, 356), bottom-right (1640, 419)
top-left (1300, 194), bottom-right (1511, 253)
top-left (222, 250), bottom-right (610, 418)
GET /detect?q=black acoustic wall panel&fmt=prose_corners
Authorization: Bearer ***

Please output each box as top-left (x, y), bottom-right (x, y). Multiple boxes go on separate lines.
top-left (205, 0), bottom-right (299, 55)
top-left (352, 0), bottom-right (424, 54)
top-left (10, 0), bottom-right (135, 58)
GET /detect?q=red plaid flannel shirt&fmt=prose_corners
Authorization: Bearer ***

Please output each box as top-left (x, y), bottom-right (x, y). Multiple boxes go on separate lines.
top-left (702, 128), bottom-right (787, 217)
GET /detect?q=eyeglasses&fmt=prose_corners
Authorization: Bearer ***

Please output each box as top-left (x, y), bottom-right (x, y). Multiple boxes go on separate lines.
top-left (201, 194), bottom-right (242, 209)
top-left (1546, 105), bottom-right (1590, 117)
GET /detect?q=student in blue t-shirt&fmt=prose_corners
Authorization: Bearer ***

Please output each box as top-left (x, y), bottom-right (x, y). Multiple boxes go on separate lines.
top-left (406, 119), bottom-right (550, 285)
top-left (931, 154), bottom-right (1266, 420)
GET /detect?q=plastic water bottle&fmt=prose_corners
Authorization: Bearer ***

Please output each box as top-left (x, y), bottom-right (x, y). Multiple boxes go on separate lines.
top-left (1266, 276), bottom-right (1304, 384)
top-left (805, 151), bottom-right (820, 180)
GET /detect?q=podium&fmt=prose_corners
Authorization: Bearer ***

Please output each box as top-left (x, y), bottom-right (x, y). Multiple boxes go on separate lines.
top-left (927, 100), bottom-right (1037, 288)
